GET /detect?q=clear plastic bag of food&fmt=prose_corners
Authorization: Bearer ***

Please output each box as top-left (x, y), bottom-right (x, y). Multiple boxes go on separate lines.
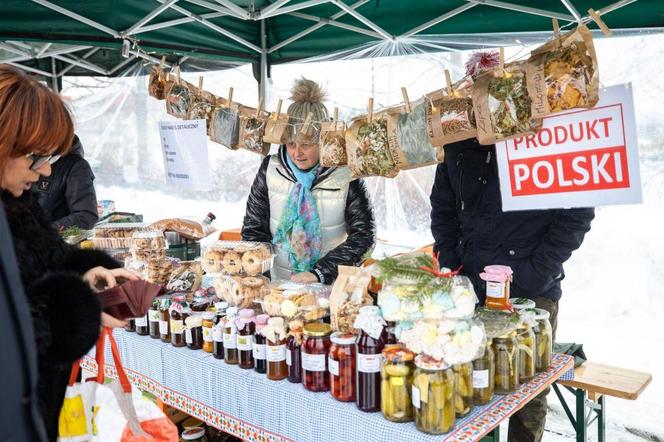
top-left (145, 257), bottom-right (177, 286)
top-left (165, 81), bottom-right (193, 119)
top-left (149, 217), bottom-right (216, 241)
top-left (209, 104), bottom-right (240, 149)
top-left (238, 106), bottom-right (271, 155)
top-left (166, 261), bottom-right (203, 294)
top-left (346, 114), bottom-right (399, 179)
top-left (330, 265), bottom-right (374, 333)
top-left (258, 280), bottom-right (331, 321)
top-left (93, 223), bottom-right (146, 249)
top-left (212, 274), bottom-right (269, 309)
top-left (201, 241), bottom-right (273, 276)
top-left (130, 230), bottom-right (167, 262)
top-left (148, 65), bottom-right (167, 100)
top-left (387, 101), bottom-right (444, 170)
top-left (319, 121), bottom-right (348, 167)
top-left (187, 90), bottom-right (216, 130)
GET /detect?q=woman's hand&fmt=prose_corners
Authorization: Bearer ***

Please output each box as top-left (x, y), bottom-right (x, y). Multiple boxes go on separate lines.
top-left (291, 272), bottom-right (318, 284)
top-left (101, 312), bottom-right (128, 329)
top-left (83, 266), bottom-right (140, 291)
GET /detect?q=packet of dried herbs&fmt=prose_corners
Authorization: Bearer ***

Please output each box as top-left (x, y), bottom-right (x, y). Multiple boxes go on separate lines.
top-left (346, 113), bottom-right (399, 179)
top-left (238, 106), bottom-right (271, 156)
top-left (319, 121), bottom-right (348, 167)
top-left (387, 101), bottom-right (444, 170)
top-left (425, 85), bottom-right (476, 146)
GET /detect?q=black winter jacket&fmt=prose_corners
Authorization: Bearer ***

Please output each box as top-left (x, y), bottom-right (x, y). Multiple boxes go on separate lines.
top-left (0, 202), bottom-right (49, 442)
top-left (430, 138), bottom-right (595, 302)
top-left (3, 191), bottom-right (121, 442)
top-left (33, 136), bottom-right (99, 231)
top-left (242, 147), bottom-right (375, 283)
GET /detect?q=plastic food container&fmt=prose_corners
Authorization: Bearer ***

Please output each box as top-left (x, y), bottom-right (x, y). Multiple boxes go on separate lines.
top-left (202, 241), bottom-right (273, 276)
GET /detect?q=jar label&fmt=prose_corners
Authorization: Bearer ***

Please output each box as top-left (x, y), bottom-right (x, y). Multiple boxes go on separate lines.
top-left (286, 351), bottom-right (292, 366)
top-left (328, 357), bottom-right (339, 376)
top-left (212, 326), bottom-right (223, 342)
top-left (253, 343), bottom-right (266, 360)
top-left (237, 335), bottom-right (253, 351)
top-left (185, 328), bottom-right (193, 344)
top-left (473, 369), bottom-right (490, 388)
top-left (203, 326), bottom-right (213, 343)
top-left (135, 316), bottom-right (147, 327)
top-left (357, 353), bottom-right (382, 373)
top-left (301, 352), bottom-right (326, 372)
top-left (159, 320), bottom-right (169, 335)
top-left (148, 309), bottom-right (160, 322)
top-left (412, 386), bottom-right (421, 409)
top-left (170, 319), bottom-right (183, 334)
top-left (486, 281), bottom-right (505, 299)
top-left (266, 345), bottom-right (286, 362)
top-left (223, 332), bottom-right (237, 349)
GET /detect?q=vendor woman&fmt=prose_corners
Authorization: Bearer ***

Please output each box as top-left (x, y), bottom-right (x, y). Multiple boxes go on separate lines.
top-left (242, 78), bottom-right (375, 284)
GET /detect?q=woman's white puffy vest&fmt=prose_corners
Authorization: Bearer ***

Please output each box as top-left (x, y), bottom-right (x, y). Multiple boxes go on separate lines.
top-left (266, 155), bottom-right (350, 279)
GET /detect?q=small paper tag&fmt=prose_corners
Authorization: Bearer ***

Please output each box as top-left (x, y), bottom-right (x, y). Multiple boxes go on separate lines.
top-left (412, 386), bottom-right (421, 409)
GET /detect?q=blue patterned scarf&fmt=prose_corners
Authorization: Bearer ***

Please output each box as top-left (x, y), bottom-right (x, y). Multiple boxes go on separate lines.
top-left (272, 154), bottom-right (322, 273)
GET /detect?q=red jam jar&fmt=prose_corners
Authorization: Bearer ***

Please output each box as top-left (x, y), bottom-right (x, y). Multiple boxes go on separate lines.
top-left (301, 322), bottom-right (332, 392)
top-left (329, 332), bottom-right (356, 402)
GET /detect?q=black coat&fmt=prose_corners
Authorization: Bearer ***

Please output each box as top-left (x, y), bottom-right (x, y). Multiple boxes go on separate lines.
top-left (2, 191), bottom-right (121, 442)
top-left (0, 202), bottom-right (49, 442)
top-left (430, 138), bottom-right (595, 302)
top-left (33, 137), bottom-right (99, 231)
top-left (242, 147), bottom-right (376, 284)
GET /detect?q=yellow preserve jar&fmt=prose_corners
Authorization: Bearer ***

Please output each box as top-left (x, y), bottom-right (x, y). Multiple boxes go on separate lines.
top-left (493, 332), bottom-right (519, 394)
top-left (533, 308), bottom-right (552, 372)
top-left (453, 362), bottom-right (473, 418)
top-left (472, 341), bottom-right (495, 405)
top-left (380, 346), bottom-right (415, 423)
top-left (412, 355), bottom-right (455, 435)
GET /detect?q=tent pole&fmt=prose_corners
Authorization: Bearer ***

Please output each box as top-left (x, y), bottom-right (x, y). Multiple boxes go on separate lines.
top-left (465, 0), bottom-right (575, 22)
top-left (259, 19), bottom-right (268, 102)
top-left (400, 3), bottom-right (477, 38)
top-left (559, 0), bottom-right (582, 22)
top-left (51, 57), bottom-right (59, 93)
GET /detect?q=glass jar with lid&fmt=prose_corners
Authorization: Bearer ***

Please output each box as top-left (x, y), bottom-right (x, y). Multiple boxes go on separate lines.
top-left (148, 297), bottom-right (161, 339)
top-left (301, 322), bottom-right (332, 392)
top-left (235, 309), bottom-right (256, 369)
top-left (355, 305), bottom-right (386, 412)
top-left (412, 355), bottom-right (455, 435)
top-left (533, 308), bottom-right (552, 372)
top-left (223, 306), bottom-right (239, 364)
top-left (517, 322), bottom-right (536, 384)
top-left (492, 331), bottom-right (520, 394)
top-left (265, 317), bottom-right (288, 381)
top-left (169, 296), bottom-right (190, 347)
top-left (185, 315), bottom-right (204, 350)
top-left (480, 265), bottom-right (512, 311)
top-left (212, 302), bottom-right (227, 359)
top-left (253, 314), bottom-right (270, 374)
top-left (158, 296), bottom-right (172, 343)
top-left (381, 346), bottom-right (415, 423)
top-left (472, 341), bottom-right (495, 405)
top-left (135, 314), bottom-right (149, 336)
top-left (202, 312), bottom-right (215, 353)
top-left (453, 362), bottom-right (473, 418)
top-left (124, 318), bottom-right (136, 333)
top-left (329, 332), bottom-right (356, 402)
top-left (286, 320), bottom-right (304, 384)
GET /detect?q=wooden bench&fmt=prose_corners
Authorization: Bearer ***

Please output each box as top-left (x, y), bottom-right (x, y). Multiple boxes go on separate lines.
top-left (553, 362), bottom-right (652, 442)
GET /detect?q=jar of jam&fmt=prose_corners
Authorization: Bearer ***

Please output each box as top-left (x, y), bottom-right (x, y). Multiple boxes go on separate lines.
top-left (302, 322), bottom-right (332, 392)
top-left (453, 362), bottom-right (473, 418)
top-left (412, 355), bottom-right (455, 435)
top-left (212, 302), bottom-right (228, 360)
top-left (472, 341), bottom-right (495, 405)
top-left (158, 297), bottom-right (172, 343)
top-left (265, 317), bottom-right (288, 381)
top-left (124, 318), bottom-right (136, 333)
top-left (329, 332), bottom-right (356, 402)
top-left (235, 309), bottom-right (256, 369)
top-left (355, 305), bottom-right (386, 412)
top-left (533, 308), bottom-right (552, 372)
top-left (381, 346), bottom-right (415, 422)
top-left (517, 322), bottom-right (536, 384)
top-left (169, 296), bottom-right (190, 347)
top-left (202, 312), bottom-right (215, 353)
top-left (480, 265), bottom-right (513, 311)
top-left (135, 314), bottom-right (149, 336)
top-left (185, 315), bottom-right (204, 350)
top-left (493, 331), bottom-right (520, 394)
top-left (223, 307), bottom-right (239, 364)
top-left (253, 314), bottom-right (269, 374)
top-left (148, 297), bottom-right (161, 339)
top-left (286, 320), bottom-right (304, 384)
top-left (191, 294), bottom-right (212, 313)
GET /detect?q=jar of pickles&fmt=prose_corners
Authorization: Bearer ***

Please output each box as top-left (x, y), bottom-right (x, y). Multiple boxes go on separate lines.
top-left (169, 296), bottom-right (190, 347)
top-left (492, 332), bottom-right (519, 394)
top-left (328, 332), bottom-right (356, 402)
top-left (453, 362), bottom-right (473, 418)
top-left (148, 297), bottom-right (161, 339)
top-left (185, 315), bottom-right (204, 350)
top-left (253, 314), bottom-right (270, 374)
top-left (265, 317), bottom-right (288, 381)
top-left (287, 320), bottom-right (304, 384)
top-left (381, 346), bottom-right (415, 423)
top-left (517, 322), bottom-right (536, 383)
top-left (223, 307), bottom-right (239, 364)
top-left (236, 309), bottom-right (256, 369)
top-left (472, 341), bottom-right (495, 405)
top-left (301, 322), bottom-right (332, 392)
top-left (158, 297), bottom-right (172, 343)
top-left (533, 308), bottom-right (552, 372)
top-left (202, 312), bottom-right (215, 353)
top-left (412, 355), bottom-right (455, 435)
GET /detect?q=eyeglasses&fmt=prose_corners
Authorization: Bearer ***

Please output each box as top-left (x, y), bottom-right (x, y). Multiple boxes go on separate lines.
top-left (25, 153), bottom-right (61, 170)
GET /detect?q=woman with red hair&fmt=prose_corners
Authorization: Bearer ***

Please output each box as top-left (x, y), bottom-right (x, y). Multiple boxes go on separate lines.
top-left (0, 64), bottom-right (136, 441)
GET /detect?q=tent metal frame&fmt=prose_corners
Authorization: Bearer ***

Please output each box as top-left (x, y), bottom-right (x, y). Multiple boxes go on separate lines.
top-left (0, 0), bottom-right (642, 93)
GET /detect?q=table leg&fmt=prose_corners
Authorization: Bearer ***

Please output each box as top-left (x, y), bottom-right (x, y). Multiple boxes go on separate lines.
top-left (598, 395), bottom-right (605, 442)
top-left (480, 426), bottom-right (500, 442)
top-left (575, 388), bottom-right (587, 442)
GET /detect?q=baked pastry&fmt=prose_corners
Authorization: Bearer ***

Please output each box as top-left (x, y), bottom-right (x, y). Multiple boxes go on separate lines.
top-left (204, 249), bottom-right (223, 273)
top-left (222, 252), bottom-right (243, 274)
top-left (241, 250), bottom-right (265, 276)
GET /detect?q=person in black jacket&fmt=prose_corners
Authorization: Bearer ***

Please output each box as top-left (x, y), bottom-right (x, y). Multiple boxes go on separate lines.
top-left (430, 138), bottom-right (594, 441)
top-left (242, 79), bottom-right (375, 284)
top-left (33, 134), bottom-right (99, 231)
top-left (0, 201), bottom-right (49, 442)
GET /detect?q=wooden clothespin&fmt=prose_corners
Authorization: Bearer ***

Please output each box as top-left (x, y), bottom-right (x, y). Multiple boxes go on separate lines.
top-left (273, 99), bottom-right (283, 121)
top-left (588, 8), bottom-right (613, 37)
top-left (227, 87), bottom-right (234, 108)
top-left (198, 76), bottom-right (204, 95)
top-left (301, 111), bottom-right (313, 135)
top-left (333, 107), bottom-right (339, 130)
top-left (158, 56), bottom-right (166, 79)
top-left (444, 69), bottom-right (453, 96)
top-left (401, 87), bottom-right (412, 113)
top-left (255, 97), bottom-right (264, 119)
top-left (499, 48), bottom-right (505, 72)
top-left (552, 18), bottom-right (560, 39)
top-left (367, 97), bottom-right (374, 124)
top-left (175, 65), bottom-right (181, 85)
